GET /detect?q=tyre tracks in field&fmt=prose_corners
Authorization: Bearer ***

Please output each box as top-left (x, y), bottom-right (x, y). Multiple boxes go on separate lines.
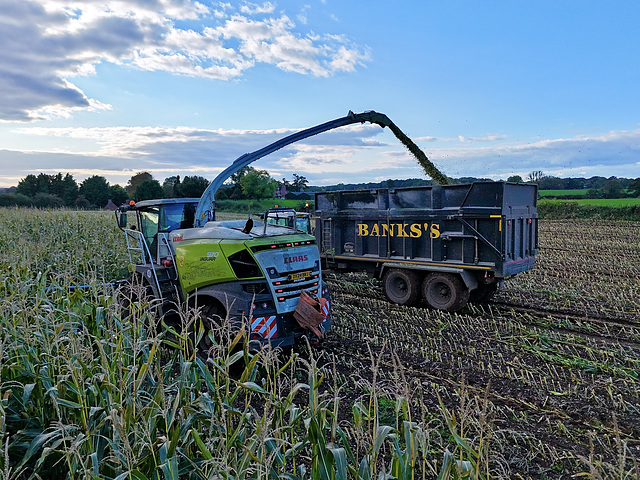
top-left (327, 276), bottom-right (640, 424)
top-left (489, 301), bottom-right (640, 349)
top-left (318, 331), bottom-right (640, 459)
top-left (327, 275), bottom-right (640, 348)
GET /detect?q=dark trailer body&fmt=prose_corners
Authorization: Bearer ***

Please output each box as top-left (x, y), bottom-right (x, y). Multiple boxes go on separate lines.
top-left (314, 181), bottom-right (538, 311)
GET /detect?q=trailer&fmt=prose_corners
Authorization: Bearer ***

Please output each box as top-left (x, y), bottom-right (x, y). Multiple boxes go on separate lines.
top-left (315, 181), bottom-right (538, 311)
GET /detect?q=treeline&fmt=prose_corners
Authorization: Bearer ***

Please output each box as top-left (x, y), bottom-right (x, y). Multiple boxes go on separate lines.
top-left (533, 175), bottom-right (640, 199)
top-left (0, 173), bottom-right (128, 209)
top-left (0, 172), bottom-right (208, 209)
top-left (309, 176), bottom-right (493, 192)
top-left (3, 169), bottom-right (639, 209)
top-left (0, 167), bottom-right (310, 209)
top-left (538, 201), bottom-right (640, 221)
top-left (312, 174), bottom-right (640, 199)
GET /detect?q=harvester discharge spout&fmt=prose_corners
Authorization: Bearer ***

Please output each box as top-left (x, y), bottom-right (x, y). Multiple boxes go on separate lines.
top-left (194, 110), bottom-right (448, 227)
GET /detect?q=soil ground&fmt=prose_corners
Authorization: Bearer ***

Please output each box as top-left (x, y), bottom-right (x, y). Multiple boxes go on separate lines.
top-left (312, 220), bottom-right (640, 479)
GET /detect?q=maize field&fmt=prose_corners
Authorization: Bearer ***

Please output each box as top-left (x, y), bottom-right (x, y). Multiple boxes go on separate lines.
top-left (0, 208), bottom-right (638, 479)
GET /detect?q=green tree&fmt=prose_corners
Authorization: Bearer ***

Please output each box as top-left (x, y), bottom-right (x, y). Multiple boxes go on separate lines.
top-left (585, 188), bottom-right (603, 199)
top-left (16, 174), bottom-right (39, 197)
top-left (628, 178), bottom-right (640, 197)
top-left (230, 166), bottom-right (255, 186)
top-left (79, 176), bottom-right (111, 208)
top-left (602, 177), bottom-right (624, 199)
top-left (585, 176), bottom-right (607, 189)
top-left (55, 173), bottom-right (79, 206)
top-left (538, 176), bottom-right (565, 190)
top-left (17, 172), bottom-right (79, 205)
top-left (126, 172), bottom-right (153, 196)
top-left (291, 173), bottom-right (309, 192)
top-left (507, 175), bottom-right (523, 183)
top-left (238, 169), bottom-right (277, 200)
top-left (36, 173), bottom-right (51, 195)
top-left (134, 179), bottom-right (164, 201)
top-left (0, 193), bottom-right (33, 207)
top-left (33, 193), bottom-right (65, 208)
top-left (177, 176), bottom-right (209, 198)
top-left (109, 185), bottom-right (128, 205)
top-left (74, 195), bottom-right (91, 209)
top-left (215, 185), bottom-right (232, 200)
top-left (162, 176), bottom-right (181, 198)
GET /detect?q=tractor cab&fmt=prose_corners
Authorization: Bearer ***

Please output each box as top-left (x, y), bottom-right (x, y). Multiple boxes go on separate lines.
top-left (263, 208), bottom-right (313, 235)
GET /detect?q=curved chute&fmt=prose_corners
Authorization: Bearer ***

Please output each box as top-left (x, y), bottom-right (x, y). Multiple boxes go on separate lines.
top-left (194, 110), bottom-right (448, 227)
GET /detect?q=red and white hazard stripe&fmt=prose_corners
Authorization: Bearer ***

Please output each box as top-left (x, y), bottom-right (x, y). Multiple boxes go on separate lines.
top-left (251, 315), bottom-right (278, 338)
top-left (321, 300), bottom-right (330, 322)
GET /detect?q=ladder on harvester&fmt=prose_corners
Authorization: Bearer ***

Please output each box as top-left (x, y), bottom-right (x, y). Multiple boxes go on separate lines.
top-left (123, 228), bottom-right (163, 300)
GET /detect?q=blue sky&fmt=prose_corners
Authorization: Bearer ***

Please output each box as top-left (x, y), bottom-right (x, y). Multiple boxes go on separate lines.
top-left (1, 0), bottom-right (639, 188)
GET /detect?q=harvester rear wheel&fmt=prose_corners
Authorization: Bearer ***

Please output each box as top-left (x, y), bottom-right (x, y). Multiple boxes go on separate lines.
top-left (383, 269), bottom-right (420, 306)
top-left (422, 273), bottom-right (469, 312)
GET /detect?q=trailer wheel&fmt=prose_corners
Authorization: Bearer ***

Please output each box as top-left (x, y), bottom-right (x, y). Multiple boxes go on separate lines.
top-left (422, 273), bottom-right (469, 312)
top-left (383, 269), bottom-right (420, 306)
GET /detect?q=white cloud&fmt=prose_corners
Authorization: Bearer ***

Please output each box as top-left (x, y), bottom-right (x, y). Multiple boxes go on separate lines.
top-left (239, 2), bottom-right (276, 15)
top-left (0, 0), bottom-right (369, 121)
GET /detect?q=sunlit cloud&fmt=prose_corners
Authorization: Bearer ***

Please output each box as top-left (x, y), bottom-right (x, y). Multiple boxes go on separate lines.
top-left (0, 0), bottom-right (369, 121)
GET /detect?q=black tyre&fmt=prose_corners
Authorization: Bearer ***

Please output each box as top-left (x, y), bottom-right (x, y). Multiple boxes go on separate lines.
top-left (192, 301), bottom-right (227, 359)
top-left (115, 276), bottom-right (158, 321)
top-left (469, 282), bottom-right (498, 304)
top-left (422, 273), bottom-right (470, 312)
top-left (383, 269), bottom-right (420, 306)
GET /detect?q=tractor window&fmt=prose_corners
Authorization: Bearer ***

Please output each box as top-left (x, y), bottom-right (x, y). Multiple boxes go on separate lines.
top-left (296, 216), bottom-right (311, 234)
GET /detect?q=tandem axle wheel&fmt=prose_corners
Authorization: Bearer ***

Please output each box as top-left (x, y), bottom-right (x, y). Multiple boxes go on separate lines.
top-left (381, 269), bottom-right (473, 312)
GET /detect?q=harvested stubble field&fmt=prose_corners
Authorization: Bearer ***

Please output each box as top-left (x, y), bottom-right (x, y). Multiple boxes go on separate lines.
top-left (1, 209), bottom-right (639, 479)
top-left (323, 219), bottom-right (640, 477)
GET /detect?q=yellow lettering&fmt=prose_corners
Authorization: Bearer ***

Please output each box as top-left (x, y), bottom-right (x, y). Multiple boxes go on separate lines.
top-left (358, 223), bottom-right (369, 236)
top-left (430, 223), bottom-right (441, 239)
top-left (410, 223), bottom-right (422, 238)
top-left (397, 223), bottom-right (409, 237)
top-left (371, 224), bottom-right (380, 236)
top-left (382, 224), bottom-right (393, 237)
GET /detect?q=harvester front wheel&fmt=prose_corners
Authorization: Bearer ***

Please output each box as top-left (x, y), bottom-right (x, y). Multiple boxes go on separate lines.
top-left (115, 275), bottom-right (159, 325)
top-left (383, 269), bottom-right (420, 306)
top-left (193, 301), bottom-right (226, 359)
top-left (422, 273), bottom-right (469, 312)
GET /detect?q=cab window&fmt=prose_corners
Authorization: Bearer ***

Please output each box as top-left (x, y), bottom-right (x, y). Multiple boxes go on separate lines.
top-left (139, 208), bottom-right (159, 249)
top-left (159, 203), bottom-right (197, 231)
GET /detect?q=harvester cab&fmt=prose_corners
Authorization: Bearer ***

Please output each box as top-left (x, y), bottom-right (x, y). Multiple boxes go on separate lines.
top-left (116, 198), bottom-right (199, 265)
